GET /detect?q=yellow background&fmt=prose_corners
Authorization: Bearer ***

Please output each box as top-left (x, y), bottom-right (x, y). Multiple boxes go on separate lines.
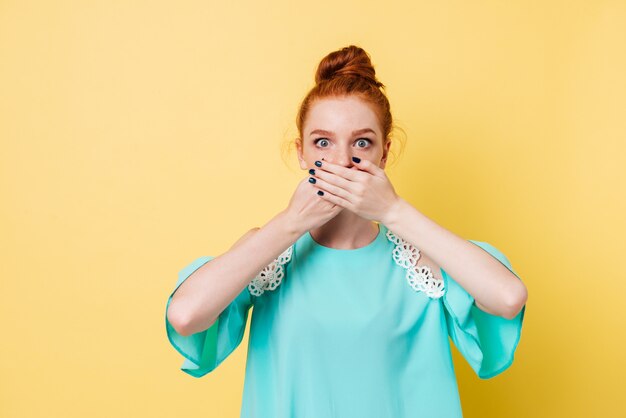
top-left (1, 1), bottom-right (624, 417)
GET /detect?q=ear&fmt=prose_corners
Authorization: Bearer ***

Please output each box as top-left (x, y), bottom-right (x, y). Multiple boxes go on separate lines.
top-left (295, 138), bottom-right (307, 170)
top-left (380, 139), bottom-right (391, 169)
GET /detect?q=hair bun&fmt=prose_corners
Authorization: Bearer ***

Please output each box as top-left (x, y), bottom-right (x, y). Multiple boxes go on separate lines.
top-left (315, 45), bottom-right (385, 89)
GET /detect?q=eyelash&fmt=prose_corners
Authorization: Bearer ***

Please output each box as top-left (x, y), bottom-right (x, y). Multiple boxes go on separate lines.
top-left (313, 138), bottom-right (372, 148)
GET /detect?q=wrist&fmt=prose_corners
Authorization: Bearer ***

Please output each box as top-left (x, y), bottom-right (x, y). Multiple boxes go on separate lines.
top-left (276, 209), bottom-right (307, 240)
top-left (381, 196), bottom-right (409, 229)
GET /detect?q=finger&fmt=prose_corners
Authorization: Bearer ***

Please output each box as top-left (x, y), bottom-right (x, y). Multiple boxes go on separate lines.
top-left (310, 168), bottom-right (354, 193)
top-left (309, 175), bottom-right (352, 203)
top-left (314, 159), bottom-right (367, 182)
top-left (350, 157), bottom-right (382, 176)
top-left (315, 186), bottom-right (352, 210)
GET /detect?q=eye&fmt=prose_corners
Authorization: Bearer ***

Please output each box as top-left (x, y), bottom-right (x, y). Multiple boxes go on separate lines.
top-left (356, 138), bottom-right (372, 148)
top-left (314, 138), bottom-right (330, 147)
top-left (313, 137), bottom-right (373, 148)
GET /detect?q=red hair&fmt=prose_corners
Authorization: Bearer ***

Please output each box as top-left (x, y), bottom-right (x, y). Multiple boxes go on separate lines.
top-left (295, 45), bottom-right (396, 153)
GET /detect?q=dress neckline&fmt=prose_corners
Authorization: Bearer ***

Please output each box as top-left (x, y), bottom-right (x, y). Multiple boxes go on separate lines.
top-left (304, 222), bottom-right (387, 255)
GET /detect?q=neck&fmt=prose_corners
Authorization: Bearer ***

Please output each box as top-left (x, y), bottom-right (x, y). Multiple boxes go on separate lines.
top-left (309, 209), bottom-right (379, 249)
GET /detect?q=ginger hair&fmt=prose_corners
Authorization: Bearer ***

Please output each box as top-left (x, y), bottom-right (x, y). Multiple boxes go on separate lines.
top-left (298, 45), bottom-right (398, 150)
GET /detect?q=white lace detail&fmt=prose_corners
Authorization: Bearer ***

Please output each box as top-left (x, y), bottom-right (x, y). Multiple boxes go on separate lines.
top-left (385, 229), bottom-right (445, 299)
top-left (247, 245), bottom-right (293, 297)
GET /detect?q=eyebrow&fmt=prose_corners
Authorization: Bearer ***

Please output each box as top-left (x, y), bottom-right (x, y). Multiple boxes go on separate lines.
top-left (309, 128), bottom-right (376, 136)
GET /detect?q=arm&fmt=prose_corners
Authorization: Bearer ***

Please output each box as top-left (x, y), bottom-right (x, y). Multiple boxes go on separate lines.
top-left (382, 198), bottom-right (528, 320)
top-left (167, 210), bottom-right (304, 336)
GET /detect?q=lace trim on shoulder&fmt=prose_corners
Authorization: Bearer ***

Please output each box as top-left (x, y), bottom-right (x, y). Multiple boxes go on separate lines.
top-left (247, 245), bottom-right (293, 297)
top-left (385, 229), bottom-right (445, 299)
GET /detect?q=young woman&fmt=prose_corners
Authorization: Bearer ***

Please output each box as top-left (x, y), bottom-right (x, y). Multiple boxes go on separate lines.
top-left (165, 45), bottom-right (528, 418)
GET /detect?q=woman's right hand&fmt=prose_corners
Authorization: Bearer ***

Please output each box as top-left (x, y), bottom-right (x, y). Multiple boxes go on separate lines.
top-left (282, 175), bottom-right (345, 235)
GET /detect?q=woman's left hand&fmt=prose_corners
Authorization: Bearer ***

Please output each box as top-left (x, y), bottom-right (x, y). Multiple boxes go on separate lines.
top-left (308, 158), bottom-right (402, 223)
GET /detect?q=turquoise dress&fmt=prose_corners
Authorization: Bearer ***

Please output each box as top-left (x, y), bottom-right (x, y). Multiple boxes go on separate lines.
top-left (165, 222), bottom-right (526, 417)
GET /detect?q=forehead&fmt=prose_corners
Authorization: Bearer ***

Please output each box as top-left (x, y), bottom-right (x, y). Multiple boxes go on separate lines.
top-left (304, 96), bottom-right (380, 136)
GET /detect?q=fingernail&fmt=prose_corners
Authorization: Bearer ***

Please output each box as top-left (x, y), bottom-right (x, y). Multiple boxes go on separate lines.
top-left (352, 157), bottom-right (361, 163)
top-left (315, 160), bottom-right (322, 167)
top-left (309, 177), bottom-right (316, 184)
top-left (317, 190), bottom-right (324, 196)
top-left (309, 168), bottom-right (315, 175)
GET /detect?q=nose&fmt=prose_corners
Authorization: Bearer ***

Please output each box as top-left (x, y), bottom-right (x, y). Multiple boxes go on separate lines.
top-left (325, 149), bottom-right (354, 168)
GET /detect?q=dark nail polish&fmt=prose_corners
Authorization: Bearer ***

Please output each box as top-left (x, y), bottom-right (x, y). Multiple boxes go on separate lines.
top-left (315, 160), bottom-right (322, 167)
top-left (352, 157), bottom-right (361, 163)
top-left (309, 177), bottom-right (316, 184)
top-left (309, 168), bottom-right (315, 175)
top-left (317, 190), bottom-right (324, 196)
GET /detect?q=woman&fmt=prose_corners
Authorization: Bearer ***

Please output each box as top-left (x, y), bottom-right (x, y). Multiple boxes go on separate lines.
top-left (165, 45), bottom-right (528, 417)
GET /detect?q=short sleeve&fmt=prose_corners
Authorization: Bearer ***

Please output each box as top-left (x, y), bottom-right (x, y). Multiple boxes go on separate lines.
top-left (165, 256), bottom-right (254, 378)
top-left (441, 240), bottom-right (526, 379)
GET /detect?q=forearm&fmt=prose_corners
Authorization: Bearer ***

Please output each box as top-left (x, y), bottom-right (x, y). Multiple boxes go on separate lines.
top-left (382, 198), bottom-right (527, 319)
top-left (168, 210), bottom-right (304, 336)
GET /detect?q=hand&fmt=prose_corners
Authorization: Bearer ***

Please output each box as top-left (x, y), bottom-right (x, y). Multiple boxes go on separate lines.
top-left (282, 175), bottom-right (345, 234)
top-left (308, 158), bottom-right (401, 223)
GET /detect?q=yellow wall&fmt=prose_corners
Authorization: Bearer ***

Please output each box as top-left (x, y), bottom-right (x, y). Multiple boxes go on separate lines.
top-left (1, 1), bottom-right (624, 417)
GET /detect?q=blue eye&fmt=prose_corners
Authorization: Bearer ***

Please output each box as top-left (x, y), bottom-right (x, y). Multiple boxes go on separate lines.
top-left (314, 138), bottom-right (372, 148)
